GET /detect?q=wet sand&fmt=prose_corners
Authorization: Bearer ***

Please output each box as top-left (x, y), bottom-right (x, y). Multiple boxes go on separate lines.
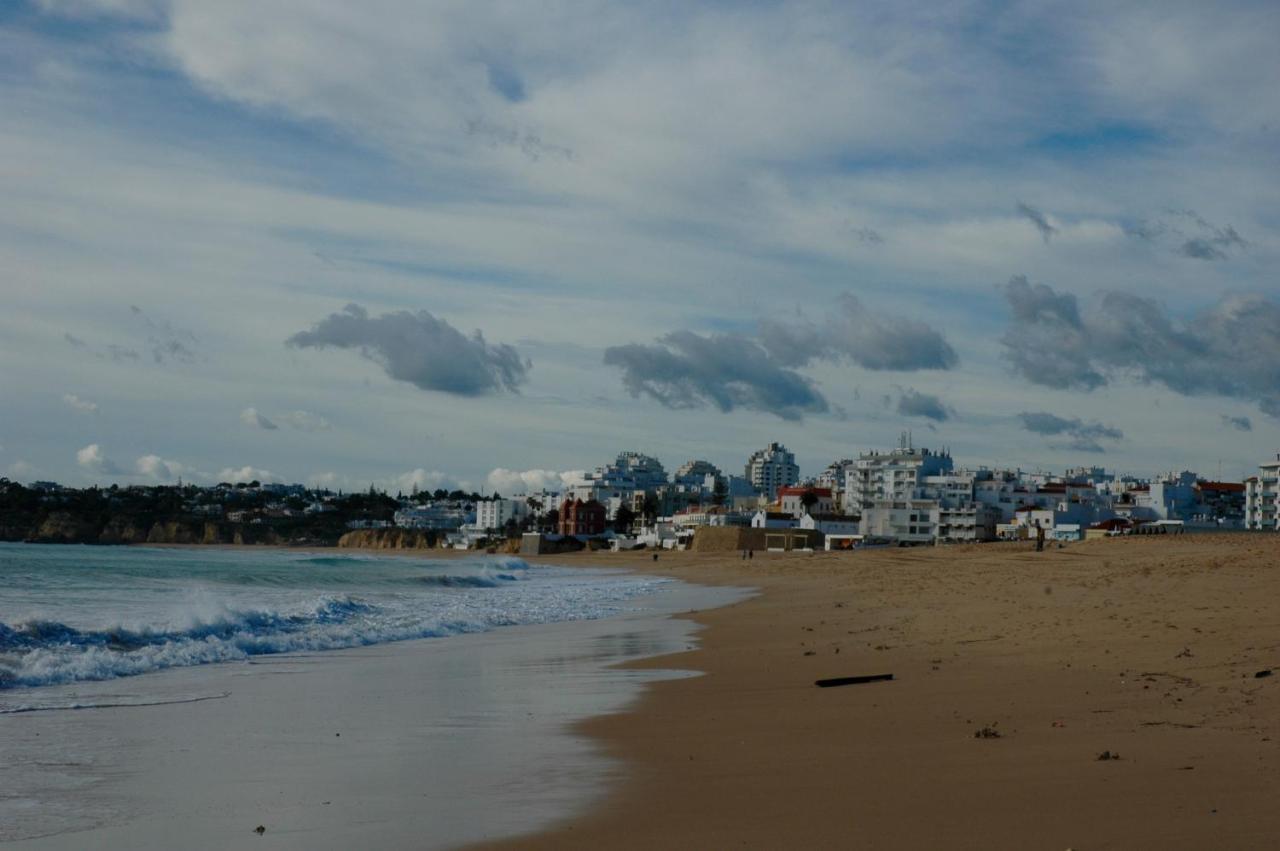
top-left (482, 535), bottom-right (1280, 850)
top-left (1, 578), bottom-right (743, 850)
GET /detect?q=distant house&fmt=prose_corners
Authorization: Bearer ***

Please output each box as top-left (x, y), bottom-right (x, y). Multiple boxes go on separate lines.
top-left (751, 510), bottom-right (796, 529)
top-left (777, 486), bottom-right (835, 518)
top-left (799, 513), bottom-right (860, 536)
top-left (559, 497), bottom-right (607, 536)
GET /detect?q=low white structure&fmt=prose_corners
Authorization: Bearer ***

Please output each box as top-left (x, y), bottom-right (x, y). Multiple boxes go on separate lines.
top-left (751, 510), bottom-right (796, 529)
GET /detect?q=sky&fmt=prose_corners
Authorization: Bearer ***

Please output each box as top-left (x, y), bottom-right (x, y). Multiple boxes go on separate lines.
top-left (2, 0), bottom-right (1278, 493)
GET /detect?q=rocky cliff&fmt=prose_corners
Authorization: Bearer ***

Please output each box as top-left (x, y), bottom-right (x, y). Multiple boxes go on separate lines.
top-left (21, 515), bottom-right (287, 546)
top-left (337, 528), bottom-right (440, 549)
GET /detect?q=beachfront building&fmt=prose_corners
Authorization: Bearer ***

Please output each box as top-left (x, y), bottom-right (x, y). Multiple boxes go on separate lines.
top-left (394, 503), bottom-right (470, 531)
top-left (751, 509), bottom-right (797, 529)
top-left (844, 439), bottom-right (954, 517)
top-left (558, 497), bottom-right (607, 536)
top-left (745, 443), bottom-right (799, 500)
top-left (860, 499), bottom-right (999, 544)
top-left (1245, 455), bottom-right (1280, 530)
top-left (670, 505), bottom-right (747, 531)
top-left (1191, 481), bottom-right (1246, 527)
top-left (568, 451), bottom-right (669, 519)
top-left (799, 512), bottom-right (861, 537)
top-left (474, 498), bottom-right (530, 532)
top-left (777, 485), bottom-right (835, 518)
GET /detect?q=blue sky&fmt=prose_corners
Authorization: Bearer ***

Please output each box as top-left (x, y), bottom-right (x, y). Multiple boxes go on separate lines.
top-left (2, 0), bottom-right (1278, 492)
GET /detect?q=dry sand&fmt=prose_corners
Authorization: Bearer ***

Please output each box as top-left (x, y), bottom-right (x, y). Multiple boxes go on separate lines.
top-left (478, 534), bottom-right (1280, 850)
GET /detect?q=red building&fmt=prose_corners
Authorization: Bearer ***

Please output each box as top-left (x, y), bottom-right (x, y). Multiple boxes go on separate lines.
top-left (559, 498), bottom-right (607, 536)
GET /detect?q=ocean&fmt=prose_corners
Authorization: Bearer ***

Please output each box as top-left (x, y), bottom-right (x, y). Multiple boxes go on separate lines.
top-left (0, 543), bottom-right (744, 848)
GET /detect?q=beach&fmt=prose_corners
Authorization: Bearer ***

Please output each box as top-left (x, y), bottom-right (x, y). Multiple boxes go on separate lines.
top-left (4, 535), bottom-right (1277, 850)
top-left (482, 534), bottom-right (1280, 850)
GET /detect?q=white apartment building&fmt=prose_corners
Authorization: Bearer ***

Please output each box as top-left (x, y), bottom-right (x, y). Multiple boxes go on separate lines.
top-left (1245, 455), bottom-right (1280, 530)
top-left (860, 499), bottom-right (999, 543)
top-left (745, 442), bottom-right (799, 500)
top-left (475, 498), bottom-right (530, 531)
top-left (844, 442), bottom-right (954, 517)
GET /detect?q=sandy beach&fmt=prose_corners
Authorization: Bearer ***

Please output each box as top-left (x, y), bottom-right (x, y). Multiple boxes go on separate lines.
top-left (479, 534), bottom-right (1280, 850)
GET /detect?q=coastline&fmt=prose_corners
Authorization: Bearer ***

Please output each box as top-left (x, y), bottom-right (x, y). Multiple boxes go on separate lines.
top-left (472, 535), bottom-right (1280, 850)
top-left (1, 552), bottom-right (746, 849)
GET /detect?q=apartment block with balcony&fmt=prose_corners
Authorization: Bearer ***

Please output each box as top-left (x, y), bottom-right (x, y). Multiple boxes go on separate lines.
top-left (1245, 455), bottom-right (1280, 530)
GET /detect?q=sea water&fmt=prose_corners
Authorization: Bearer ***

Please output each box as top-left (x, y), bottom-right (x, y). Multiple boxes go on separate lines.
top-left (0, 543), bottom-right (746, 848)
top-left (0, 544), bottom-right (673, 695)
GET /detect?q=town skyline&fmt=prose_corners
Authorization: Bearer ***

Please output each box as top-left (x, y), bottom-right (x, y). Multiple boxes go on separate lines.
top-left (3, 1), bottom-right (1279, 490)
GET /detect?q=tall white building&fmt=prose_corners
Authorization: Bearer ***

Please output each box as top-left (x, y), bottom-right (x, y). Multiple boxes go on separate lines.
top-left (745, 442), bottom-right (799, 499)
top-left (475, 498), bottom-right (530, 531)
top-left (1245, 455), bottom-right (1280, 530)
top-left (844, 439), bottom-right (954, 517)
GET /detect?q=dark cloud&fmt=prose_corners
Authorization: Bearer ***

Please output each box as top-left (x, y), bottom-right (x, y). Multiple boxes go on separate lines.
top-left (897, 388), bottom-right (950, 421)
top-left (758, 294), bottom-right (957, 371)
top-left (106, 344), bottom-right (140, 362)
top-left (287, 303), bottom-right (529, 395)
top-left (1125, 210), bottom-right (1246, 261)
top-left (603, 331), bottom-right (828, 421)
top-left (130, 305), bottom-right (198, 364)
top-left (1221, 414), bottom-right (1252, 432)
top-left (1016, 202), bottom-right (1057, 243)
top-left (1180, 224), bottom-right (1245, 261)
top-left (1018, 411), bottom-right (1123, 453)
top-left (1000, 277), bottom-right (1280, 417)
top-left (66, 332), bottom-right (139, 362)
top-left (852, 226), bottom-right (884, 245)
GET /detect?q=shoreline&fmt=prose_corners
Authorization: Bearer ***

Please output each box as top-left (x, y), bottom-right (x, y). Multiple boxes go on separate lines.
top-left (470, 535), bottom-right (1280, 850)
top-left (1, 549), bottom-right (747, 849)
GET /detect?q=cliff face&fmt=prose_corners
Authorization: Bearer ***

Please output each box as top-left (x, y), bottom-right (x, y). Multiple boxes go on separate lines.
top-left (20, 516), bottom-right (288, 546)
top-left (33, 512), bottom-right (103, 543)
top-left (337, 529), bottom-right (439, 549)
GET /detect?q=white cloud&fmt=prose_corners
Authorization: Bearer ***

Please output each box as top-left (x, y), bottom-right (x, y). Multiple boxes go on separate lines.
top-left (134, 454), bottom-right (202, 481)
top-left (485, 467), bottom-right (573, 495)
top-left (63, 393), bottom-right (99, 413)
top-left (76, 443), bottom-right (124, 475)
top-left (390, 468), bottom-right (464, 494)
top-left (240, 407), bottom-right (278, 430)
top-left (217, 465), bottom-right (280, 484)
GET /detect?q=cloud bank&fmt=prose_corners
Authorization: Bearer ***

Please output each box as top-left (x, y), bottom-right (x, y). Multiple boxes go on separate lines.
top-left (606, 295), bottom-right (956, 420)
top-left (757, 295), bottom-right (957, 372)
top-left (287, 304), bottom-right (528, 396)
top-left (1000, 277), bottom-right (1280, 416)
top-left (604, 332), bottom-right (829, 421)
top-left (1019, 411), bottom-right (1124, 454)
top-left (897, 389), bottom-right (950, 422)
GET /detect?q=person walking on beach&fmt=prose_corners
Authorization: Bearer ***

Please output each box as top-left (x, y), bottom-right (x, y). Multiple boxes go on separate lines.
top-left (1034, 521), bottom-right (1045, 553)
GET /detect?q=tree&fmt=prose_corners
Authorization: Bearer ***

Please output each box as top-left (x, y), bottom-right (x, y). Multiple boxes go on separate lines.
top-left (641, 493), bottom-right (660, 525)
top-left (711, 476), bottom-right (728, 507)
top-left (544, 507), bottom-right (560, 532)
top-left (614, 504), bottom-right (636, 534)
top-left (800, 487), bottom-right (820, 514)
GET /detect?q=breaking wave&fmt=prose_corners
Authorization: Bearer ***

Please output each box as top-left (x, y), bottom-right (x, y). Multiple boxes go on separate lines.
top-left (0, 553), bottom-right (668, 691)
